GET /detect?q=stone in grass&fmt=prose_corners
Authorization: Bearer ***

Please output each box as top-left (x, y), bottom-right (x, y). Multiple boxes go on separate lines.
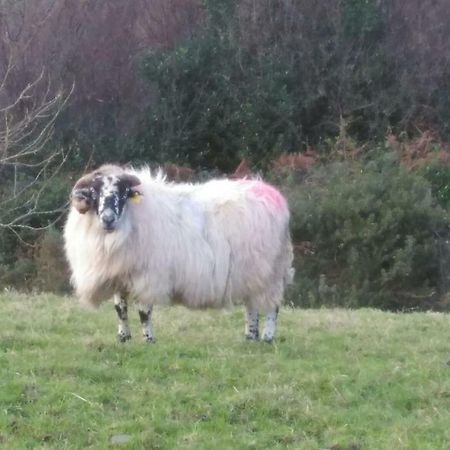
top-left (110, 434), bottom-right (132, 445)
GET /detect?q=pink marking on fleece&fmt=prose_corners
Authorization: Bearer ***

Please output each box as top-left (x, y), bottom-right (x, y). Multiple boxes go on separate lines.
top-left (247, 180), bottom-right (287, 211)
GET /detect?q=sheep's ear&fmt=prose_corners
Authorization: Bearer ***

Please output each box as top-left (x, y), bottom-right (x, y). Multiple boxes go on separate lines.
top-left (122, 174), bottom-right (143, 203)
top-left (71, 173), bottom-right (95, 214)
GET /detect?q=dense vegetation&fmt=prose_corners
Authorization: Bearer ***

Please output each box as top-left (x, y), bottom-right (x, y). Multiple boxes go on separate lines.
top-left (286, 151), bottom-right (450, 310)
top-left (1, 0), bottom-right (450, 310)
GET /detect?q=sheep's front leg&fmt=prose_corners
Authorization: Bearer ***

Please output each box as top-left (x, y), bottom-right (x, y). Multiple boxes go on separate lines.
top-left (114, 293), bottom-right (131, 342)
top-left (262, 307), bottom-right (279, 343)
top-left (138, 304), bottom-right (155, 343)
top-left (245, 307), bottom-right (259, 340)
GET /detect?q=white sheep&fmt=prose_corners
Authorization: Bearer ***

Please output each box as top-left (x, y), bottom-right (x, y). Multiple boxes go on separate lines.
top-left (64, 164), bottom-right (294, 343)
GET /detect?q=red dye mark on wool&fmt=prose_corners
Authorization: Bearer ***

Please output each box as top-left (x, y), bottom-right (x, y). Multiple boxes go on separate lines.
top-left (247, 181), bottom-right (287, 211)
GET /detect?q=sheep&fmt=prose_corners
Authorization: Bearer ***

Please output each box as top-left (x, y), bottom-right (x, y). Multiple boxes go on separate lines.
top-left (64, 164), bottom-right (294, 343)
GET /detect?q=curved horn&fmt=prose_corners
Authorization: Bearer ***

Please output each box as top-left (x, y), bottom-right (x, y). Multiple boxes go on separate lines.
top-left (121, 173), bottom-right (141, 187)
top-left (71, 172), bottom-right (96, 214)
top-left (73, 172), bottom-right (95, 190)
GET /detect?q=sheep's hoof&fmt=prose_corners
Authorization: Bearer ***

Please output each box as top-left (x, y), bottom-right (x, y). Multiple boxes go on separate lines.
top-left (262, 335), bottom-right (274, 344)
top-left (143, 335), bottom-right (155, 344)
top-left (117, 333), bottom-right (132, 343)
top-left (245, 333), bottom-right (259, 341)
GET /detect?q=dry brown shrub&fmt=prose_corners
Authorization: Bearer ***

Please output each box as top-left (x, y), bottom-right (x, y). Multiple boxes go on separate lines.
top-left (162, 163), bottom-right (195, 182)
top-left (294, 241), bottom-right (315, 256)
top-left (272, 150), bottom-right (316, 174)
top-left (385, 131), bottom-right (450, 170)
top-left (229, 159), bottom-right (253, 179)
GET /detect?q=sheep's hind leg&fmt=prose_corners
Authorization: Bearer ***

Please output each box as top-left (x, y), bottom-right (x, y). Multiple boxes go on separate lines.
top-left (138, 304), bottom-right (155, 343)
top-left (114, 293), bottom-right (131, 342)
top-left (245, 307), bottom-right (259, 341)
top-left (262, 307), bottom-right (279, 343)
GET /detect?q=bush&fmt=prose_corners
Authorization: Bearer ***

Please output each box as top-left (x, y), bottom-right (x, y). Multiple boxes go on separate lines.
top-left (33, 228), bottom-right (70, 294)
top-left (136, 0), bottom-right (390, 171)
top-left (0, 228), bottom-right (70, 294)
top-left (137, 0), bottom-right (305, 171)
top-left (0, 171), bottom-right (70, 292)
top-left (137, 0), bottom-right (450, 171)
top-left (421, 160), bottom-right (450, 208)
top-left (0, 259), bottom-right (36, 290)
top-left (284, 153), bottom-right (450, 310)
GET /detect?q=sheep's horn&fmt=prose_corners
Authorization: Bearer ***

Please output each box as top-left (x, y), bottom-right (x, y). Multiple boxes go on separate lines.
top-left (121, 173), bottom-right (141, 187)
top-left (73, 172), bottom-right (96, 190)
top-left (71, 172), bottom-right (96, 213)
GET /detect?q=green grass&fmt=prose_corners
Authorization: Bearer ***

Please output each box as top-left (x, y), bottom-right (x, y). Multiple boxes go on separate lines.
top-left (1, 293), bottom-right (450, 449)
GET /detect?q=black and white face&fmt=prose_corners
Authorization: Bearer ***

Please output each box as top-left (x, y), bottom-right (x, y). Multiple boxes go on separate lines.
top-left (96, 175), bottom-right (131, 231)
top-left (71, 168), bottom-right (141, 232)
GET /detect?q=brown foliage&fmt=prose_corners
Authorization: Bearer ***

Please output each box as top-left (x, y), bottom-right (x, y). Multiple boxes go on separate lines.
top-left (272, 151), bottom-right (316, 174)
top-left (229, 159), bottom-right (253, 179)
top-left (386, 131), bottom-right (450, 170)
top-left (163, 163), bottom-right (195, 182)
top-left (0, 0), bottom-right (203, 133)
top-left (228, 153), bottom-right (317, 179)
top-left (294, 241), bottom-right (315, 256)
top-left (2, 0), bottom-right (450, 151)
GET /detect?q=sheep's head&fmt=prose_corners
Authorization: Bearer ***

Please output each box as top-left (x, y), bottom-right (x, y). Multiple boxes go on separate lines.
top-left (71, 166), bottom-right (141, 232)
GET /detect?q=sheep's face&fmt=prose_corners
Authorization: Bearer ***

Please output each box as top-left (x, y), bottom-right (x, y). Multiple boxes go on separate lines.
top-left (71, 169), bottom-right (141, 232)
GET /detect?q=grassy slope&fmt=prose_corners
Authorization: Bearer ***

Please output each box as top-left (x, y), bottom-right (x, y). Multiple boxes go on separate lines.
top-left (1, 293), bottom-right (450, 449)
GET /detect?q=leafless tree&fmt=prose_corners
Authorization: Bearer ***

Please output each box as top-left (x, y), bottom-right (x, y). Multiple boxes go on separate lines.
top-left (0, 46), bottom-right (73, 233)
top-left (0, 0), bottom-right (202, 243)
top-left (0, 0), bottom-right (202, 140)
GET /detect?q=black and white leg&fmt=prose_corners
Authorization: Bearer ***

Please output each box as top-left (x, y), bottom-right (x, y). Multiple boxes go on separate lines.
top-left (138, 303), bottom-right (155, 343)
top-left (114, 293), bottom-right (131, 342)
top-left (245, 306), bottom-right (259, 340)
top-left (262, 307), bottom-right (279, 343)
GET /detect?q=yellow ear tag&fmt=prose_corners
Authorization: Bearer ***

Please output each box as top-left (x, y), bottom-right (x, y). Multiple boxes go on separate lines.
top-left (130, 192), bottom-right (142, 204)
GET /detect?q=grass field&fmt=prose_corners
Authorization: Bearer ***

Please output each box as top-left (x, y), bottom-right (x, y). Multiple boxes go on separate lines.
top-left (1, 293), bottom-right (450, 449)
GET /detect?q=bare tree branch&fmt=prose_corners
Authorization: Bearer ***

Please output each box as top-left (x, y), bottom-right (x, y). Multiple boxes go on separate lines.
top-left (0, 53), bottom-right (74, 232)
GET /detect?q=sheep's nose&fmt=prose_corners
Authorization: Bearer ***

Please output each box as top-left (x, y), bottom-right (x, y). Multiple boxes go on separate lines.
top-left (101, 209), bottom-right (116, 229)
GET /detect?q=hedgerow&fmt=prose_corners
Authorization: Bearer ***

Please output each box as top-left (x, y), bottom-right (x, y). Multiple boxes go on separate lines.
top-left (284, 153), bottom-right (450, 310)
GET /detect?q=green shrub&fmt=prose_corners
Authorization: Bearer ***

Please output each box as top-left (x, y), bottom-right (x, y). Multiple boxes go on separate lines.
top-left (0, 258), bottom-right (36, 290)
top-left (134, 0), bottom-right (401, 170)
top-left (420, 160), bottom-right (450, 208)
top-left (0, 228), bottom-right (70, 294)
top-left (0, 172), bottom-right (70, 292)
top-left (284, 153), bottom-right (450, 310)
top-left (33, 228), bottom-right (70, 294)
top-left (137, 9), bottom-right (304, 171)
